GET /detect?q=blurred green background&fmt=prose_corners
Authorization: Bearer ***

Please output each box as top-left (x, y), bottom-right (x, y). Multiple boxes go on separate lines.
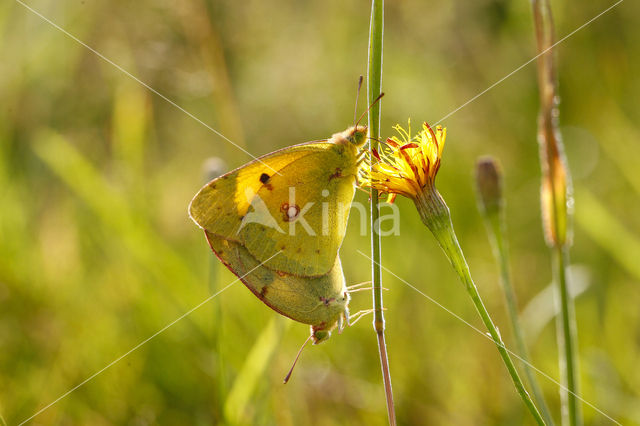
top-left (1, 0), bottom-right (639, 424)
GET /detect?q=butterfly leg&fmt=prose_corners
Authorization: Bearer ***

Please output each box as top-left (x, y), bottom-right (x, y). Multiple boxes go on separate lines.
top-left (348, 308), bottom-right (387, 326)
top-left (355, 185), bottom-right (371, 195)
top-left (356, 150), bottom-right (369, 166)
top-left (347, 281), bottom-right (372, 290)
top-left (347, 281), bottom-right (388, 294)
top-left (347, 287), bottom-right (388, 293)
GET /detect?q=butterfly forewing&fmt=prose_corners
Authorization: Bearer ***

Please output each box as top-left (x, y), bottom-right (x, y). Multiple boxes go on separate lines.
top-left (189, 143), bottom-right (327, 242)
top-left (240, 146), bottom-right (357, 276)
top-left (190, 141), bottom-right (358, 277)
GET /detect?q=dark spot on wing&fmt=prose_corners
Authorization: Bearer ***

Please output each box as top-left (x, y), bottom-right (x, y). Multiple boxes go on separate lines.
top-left (260, 173), bottom-right (270, 183)
top-left (329, 167), bottom-right (342, 181)
top-left (260, 285), bottom-right (269, 298)
top-left (315, 249), bottom-right (320, 254)
top-left (296, 248), bottom-right (302, 253)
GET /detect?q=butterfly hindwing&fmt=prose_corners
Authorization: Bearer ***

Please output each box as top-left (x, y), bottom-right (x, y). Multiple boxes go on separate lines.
top-left (205, 231), bottom-right (348, 327)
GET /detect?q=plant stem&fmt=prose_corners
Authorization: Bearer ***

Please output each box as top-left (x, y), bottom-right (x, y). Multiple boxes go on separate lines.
top-left (553, 245), bottom-right (580, 426)
top-left (488, 212), bottom-right (555, 426)
top-left (415, 188), bottom-right (546, 426)
top-left (367, 0), bottom-right (396, 425)
top-left (531, 1), bottom-right (581, 424)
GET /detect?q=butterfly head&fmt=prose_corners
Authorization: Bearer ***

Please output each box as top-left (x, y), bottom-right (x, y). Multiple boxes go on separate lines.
top-left (310, 291), bottom-right (350, 344)
top-left (332, 125), bottom-right (368, 148)
top-left (348, 125), bottom-right (368, 147)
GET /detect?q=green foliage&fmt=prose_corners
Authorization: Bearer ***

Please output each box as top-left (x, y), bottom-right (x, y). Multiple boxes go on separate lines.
top-left (1, 0), bottom-right (639, 424)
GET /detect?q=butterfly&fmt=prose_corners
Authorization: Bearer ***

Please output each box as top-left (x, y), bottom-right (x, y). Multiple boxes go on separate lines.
top-left (189, 125), bottom-right (369, 345)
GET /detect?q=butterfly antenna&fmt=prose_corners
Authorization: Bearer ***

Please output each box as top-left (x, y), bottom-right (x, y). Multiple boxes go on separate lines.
top-left (366, 136), bottom-right (382, 144)
top-left (355, 92), bottom-right (385, 127)
top-left (353, 75), bottom-right (364, 126)
top-left (283, 334), bottom-right (313, 384)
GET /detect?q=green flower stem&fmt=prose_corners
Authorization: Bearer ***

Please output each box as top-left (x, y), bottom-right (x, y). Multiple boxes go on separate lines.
top-left (485, 209), bottom-right (555, 426)
top-left (415, 188), bottom-right (546, 426)
top-left (367, 0), bottom-right (396, 425)
top-left (531, 1), bottom-right (581, 423)
top-left (553, 244), bottom-right (579, 426)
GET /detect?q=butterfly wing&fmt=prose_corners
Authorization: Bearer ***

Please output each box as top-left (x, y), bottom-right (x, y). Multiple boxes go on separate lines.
top-left (205, 231), bottom-right (348, 327)
top-left (190, 142), bottom-right (359, 277)
top-left (189, 143), bottom-right (329, 245)
top-left (239, 144), bottom-right (358, 276)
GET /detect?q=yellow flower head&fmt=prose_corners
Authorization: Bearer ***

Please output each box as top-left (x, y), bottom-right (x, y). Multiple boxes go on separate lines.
top-left (359, 120), bottom-right (446, 201)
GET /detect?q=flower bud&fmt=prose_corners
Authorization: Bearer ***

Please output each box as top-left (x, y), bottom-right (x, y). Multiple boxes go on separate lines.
top-left (475, 156), bottom-right (503, 218)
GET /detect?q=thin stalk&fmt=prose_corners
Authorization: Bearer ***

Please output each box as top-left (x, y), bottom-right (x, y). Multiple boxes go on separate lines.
top-left (489, 214), bottom-right (555, 426)
top-left (415, 188), bottom-right (546, 426)
top-left (367, 0), bottom-right (396, 425)
top-left (553, 245), bottom-right (579, 426)
top-left (476, 157), bottom-right (554, 424)
top-left (531, 1), bottom-right (581, 424)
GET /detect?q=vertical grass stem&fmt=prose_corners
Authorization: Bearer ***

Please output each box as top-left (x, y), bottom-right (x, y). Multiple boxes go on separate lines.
top-left (367, 0), bottom-right (396, 424)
